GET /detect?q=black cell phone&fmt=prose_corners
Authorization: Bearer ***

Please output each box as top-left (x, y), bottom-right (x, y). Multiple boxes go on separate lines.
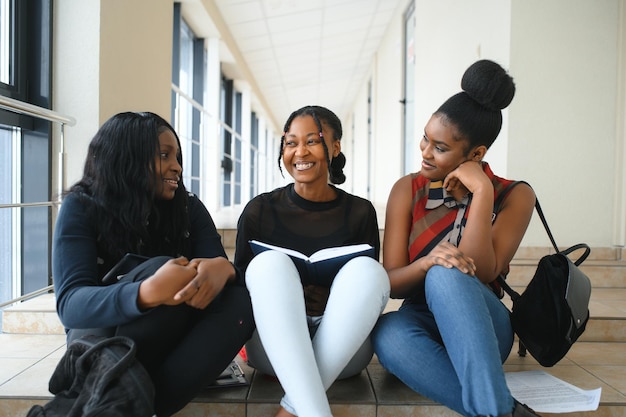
top-left (101, 253), bottom-right (149, 285)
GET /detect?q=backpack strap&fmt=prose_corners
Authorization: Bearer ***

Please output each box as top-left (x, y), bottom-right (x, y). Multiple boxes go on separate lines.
top-left (494, 181), bottom-right (590, 266)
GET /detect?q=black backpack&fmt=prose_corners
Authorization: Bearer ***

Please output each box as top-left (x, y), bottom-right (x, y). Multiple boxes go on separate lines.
top-left (27, 335), bottom-right (155, 417)
top-left (494, 181), bottom-right (592, 367)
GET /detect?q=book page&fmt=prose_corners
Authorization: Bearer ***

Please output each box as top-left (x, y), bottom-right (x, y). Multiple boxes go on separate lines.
top-left (249, 240), bottom-right (373, 263)
top-left (505, 370), bottom-right (600, 413)
top-left (249, 240), bottom-right (308, 260)
top-left (308, 244), bottom-right (374, 263)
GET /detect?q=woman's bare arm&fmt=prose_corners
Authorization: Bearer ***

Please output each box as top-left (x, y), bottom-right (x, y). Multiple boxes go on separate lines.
top-left (382, 176), bottom-right (477, 298)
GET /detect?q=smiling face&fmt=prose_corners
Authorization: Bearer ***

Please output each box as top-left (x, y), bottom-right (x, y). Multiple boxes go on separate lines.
top-left (419, 114), bottom-right (474, 181)
top-left (154, 129), bottom-right (182, 200)
top-left (282, 115), bottom-right (340, 189)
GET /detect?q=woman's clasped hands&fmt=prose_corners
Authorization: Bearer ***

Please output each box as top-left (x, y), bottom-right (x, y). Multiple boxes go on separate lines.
top-left (426, 242), bottom-right (476, 276)
top-left (138, 256), bottom-right (234, 310)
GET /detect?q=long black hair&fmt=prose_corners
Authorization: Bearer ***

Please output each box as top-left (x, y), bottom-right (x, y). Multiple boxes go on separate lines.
top-left (278, 105), bottom-right (347, 184)
top-left (69, 111), bottom-right (189, 258)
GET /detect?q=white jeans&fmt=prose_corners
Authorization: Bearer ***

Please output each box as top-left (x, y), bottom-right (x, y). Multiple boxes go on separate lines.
top-left (245, 250), bottom-right (390, 417)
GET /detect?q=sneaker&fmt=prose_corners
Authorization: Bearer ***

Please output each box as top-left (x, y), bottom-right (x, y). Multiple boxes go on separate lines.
top-left (512, 400), bottom-right (541, 417)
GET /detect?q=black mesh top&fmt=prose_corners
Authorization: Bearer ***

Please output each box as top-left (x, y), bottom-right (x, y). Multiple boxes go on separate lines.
top-left (234, 183), bottom-right (380, 276)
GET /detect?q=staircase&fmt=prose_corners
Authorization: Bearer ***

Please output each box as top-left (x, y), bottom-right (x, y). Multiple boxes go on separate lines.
top-left (1, 231), bottom-right (625, 417)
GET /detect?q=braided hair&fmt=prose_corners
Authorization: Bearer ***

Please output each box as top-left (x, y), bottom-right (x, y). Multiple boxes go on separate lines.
top-left (435, 59), bottom-right (516, 151)
top-left (278, 105), bottom-right (346, 184)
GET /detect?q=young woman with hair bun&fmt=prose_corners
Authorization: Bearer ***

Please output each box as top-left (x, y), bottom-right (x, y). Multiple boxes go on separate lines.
top-left (372, 60), bottom-right (541, 417)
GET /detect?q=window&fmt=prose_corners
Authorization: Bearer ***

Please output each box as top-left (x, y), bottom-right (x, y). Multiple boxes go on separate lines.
top-left (171, 5), bottom-right (204, 197)
top-left (220, 76), bottom-right (243, 207)
top-left (0, 126), bottom-right (19, 303)
top-left (0, 0), bottom-right (13, 86)
top-left (0, 0), bottom-right (52, 306)
top-left (402, 1), bottom-right (416, 174)
top-left (249, 112), bottom-right (259, 199)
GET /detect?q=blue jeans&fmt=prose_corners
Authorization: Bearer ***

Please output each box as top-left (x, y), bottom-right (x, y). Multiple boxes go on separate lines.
top-left (372, 266), bottom-right (515, 417)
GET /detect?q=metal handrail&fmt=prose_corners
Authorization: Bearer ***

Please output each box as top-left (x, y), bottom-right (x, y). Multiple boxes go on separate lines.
top-left (0, 285), bottom-right (54, 309)
top-left (0, 201), bottom-right (56, 209)
top-left (0, 95), bottom-right (74, 309)
top-left (0, 94), bottom-right (76, 126)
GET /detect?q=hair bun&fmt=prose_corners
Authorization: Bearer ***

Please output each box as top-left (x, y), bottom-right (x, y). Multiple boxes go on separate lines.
top-left (461, 59), bottom-right (515, 111)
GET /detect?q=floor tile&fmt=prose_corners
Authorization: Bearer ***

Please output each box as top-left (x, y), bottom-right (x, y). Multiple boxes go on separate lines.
top-left (565, 342), bottom-right (626, 366)
top-left (584, 365), bottom-right (626, 396)
top-left (0, 334), bottom-right (65, 359)
top-left (0, 399), bottom-right (45, 417)
top-left (377, 404), bottom-right (459, 417)
top-left (0, 358), bottom-right (39, 385)
top-left (173, 402), bottom-right (246, 417)
top-left (0, 357), bottom-right (57, 398)
top-left (328, 370), bottom-right (375, 403)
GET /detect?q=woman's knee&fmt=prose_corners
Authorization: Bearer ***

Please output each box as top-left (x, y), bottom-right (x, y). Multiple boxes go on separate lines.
top-left (245, 251), bottom-right (297, 291)
top-left (333, 257), bottom-right (390, 296)
top-left (424, 265), bottom-right (476, 294)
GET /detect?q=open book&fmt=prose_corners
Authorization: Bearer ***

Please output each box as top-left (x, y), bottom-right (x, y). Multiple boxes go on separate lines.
top-left (249, 240), bottom-right (375, 287)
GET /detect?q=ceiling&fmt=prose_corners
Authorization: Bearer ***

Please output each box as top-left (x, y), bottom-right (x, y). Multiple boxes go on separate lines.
top-left (211, 0), bottom-right (408, 129)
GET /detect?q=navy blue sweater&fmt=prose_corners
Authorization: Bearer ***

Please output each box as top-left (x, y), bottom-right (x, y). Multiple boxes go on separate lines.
top-left (53, 192), bottom-right (228, 330)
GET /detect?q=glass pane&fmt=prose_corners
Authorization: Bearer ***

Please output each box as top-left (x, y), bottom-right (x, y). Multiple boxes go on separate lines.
top-left (223, 182), bottom-right (231, 207)
top-left (235, 156), bottom-right (241, 182)
top-left (179, 21), bottom-right (194, 96)
top-left (192, 142), bottom-right (199, 176)
top-left (403, 3), bottom-right (416, 174)
top-left (0, 126), bottom-right (14, 304)
top-left (0, 0), bottom-right (13, 85)
top-left (191, 178), bottom-right (199, 196)
top-left (21, 206), bottom-right (48, 293)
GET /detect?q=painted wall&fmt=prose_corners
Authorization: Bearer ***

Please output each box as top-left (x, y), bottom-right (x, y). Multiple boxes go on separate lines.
top-left (51, 0), bottom-right (625, 249)
top-left (509, 0), bottom-right (622, 247)
top-left (54, 0), bottom-right (173, 189)
top-left (357, 0), bottom-right (624, 248)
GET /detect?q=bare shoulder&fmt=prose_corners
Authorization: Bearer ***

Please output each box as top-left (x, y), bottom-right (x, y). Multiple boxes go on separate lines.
top-left (506, 182), bottom-right (536, 212)
top-left (386, 175), bottom-right (414, 214)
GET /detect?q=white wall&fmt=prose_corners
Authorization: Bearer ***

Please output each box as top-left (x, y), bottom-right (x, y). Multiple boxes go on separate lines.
top-left (355, 0), bottom-right (624, 249)
top-left (54, 0), bottom-right (173, 189)
top-left (358, 0), bottom-right (512, 221)
top-left (411, 0), bottom-right (512, 177)
top-left (53, 0), bottom-right (101, 190)
top-left (343, 81), bottom-right (370, 198)
top-left (509, 0), bottom-right (622, 247)
top-left (371, 9), bottom-right (406, 209)
top-left (52, 0), bottom-right (625, 249)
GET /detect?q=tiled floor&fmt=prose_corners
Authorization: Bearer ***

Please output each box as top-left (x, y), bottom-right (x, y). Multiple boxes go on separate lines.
top-left (0, 334), bottom-right (624, 417)
top-left (1, 292), bottom-right (625, 417)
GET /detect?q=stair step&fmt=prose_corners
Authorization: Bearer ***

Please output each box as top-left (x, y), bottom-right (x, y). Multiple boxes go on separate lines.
top-left (507, 261), bottom-right (626, 288)
top-left (499, 288), bottom-right (626, 342)
top-left (1, 294), bottom-right (64, 335)
top-left (5, 287), bottom-right (626, 337)
top-left (1, 336), bottom-right (624, 417)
